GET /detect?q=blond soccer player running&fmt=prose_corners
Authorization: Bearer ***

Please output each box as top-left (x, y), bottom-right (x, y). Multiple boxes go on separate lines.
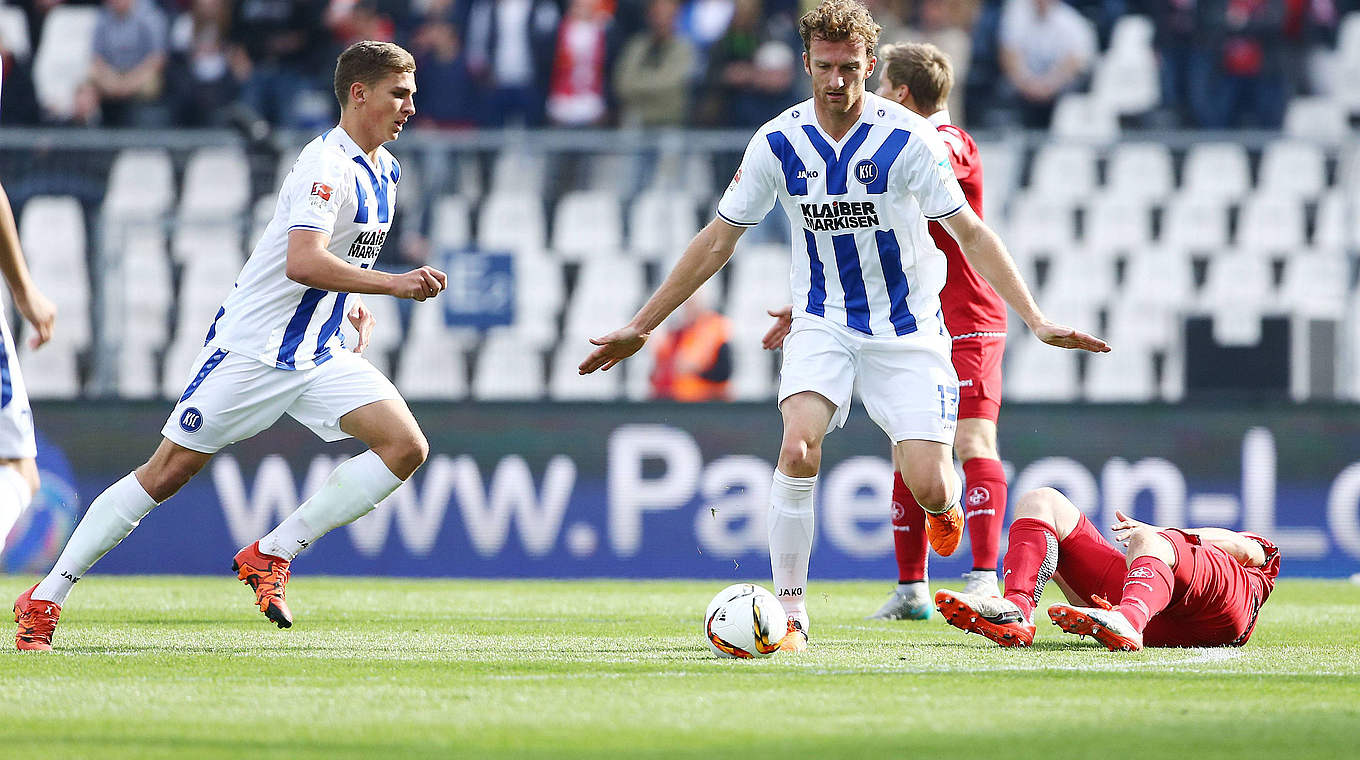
top-left (580, 1), bottom-right (1108, 653)
top-left (16, 41), bottom-right (447, 651)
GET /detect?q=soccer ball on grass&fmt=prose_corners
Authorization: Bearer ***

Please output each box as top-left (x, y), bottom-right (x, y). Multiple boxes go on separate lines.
top-left (703, 583), bottom-right (785, 659)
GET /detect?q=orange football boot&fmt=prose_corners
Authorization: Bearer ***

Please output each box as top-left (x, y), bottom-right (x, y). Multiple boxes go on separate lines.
top-left (233, 542), bottom-right (294, 628)
top-left (924, 503), bottom-right (965, 556)
top-left (935, 589), bottom-right (1036, 647)
top-left (776, 618), bottom-right (808, 653)
top-left (14, 584), bottom-right (61, 651)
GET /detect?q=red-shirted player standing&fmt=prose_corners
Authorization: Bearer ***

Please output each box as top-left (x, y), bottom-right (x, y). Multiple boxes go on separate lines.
top-left (764, 41), bottom-right (1010, 619)
top-left (935, 487), bottom-right (1281, 650)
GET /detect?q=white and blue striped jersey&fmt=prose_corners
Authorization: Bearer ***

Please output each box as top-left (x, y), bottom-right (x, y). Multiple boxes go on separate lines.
top-left (204, 126), bottom-right (398, 370)
top-left (717, 93), bottom-right (966, 337)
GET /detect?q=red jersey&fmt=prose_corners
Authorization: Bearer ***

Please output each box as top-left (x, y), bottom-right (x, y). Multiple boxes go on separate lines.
top-left (927, 112), bottom-right (1008, 337)
top-left (1143, 530), bottom-right (1282, 647)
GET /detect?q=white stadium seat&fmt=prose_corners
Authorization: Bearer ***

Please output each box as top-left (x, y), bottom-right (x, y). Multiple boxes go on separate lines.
top-left (394, 345), bottom-right (469, 400)
top-left (1028, 144), bottom-right (1098, 203)
top-left (1085, 343), bottom-right (1158, 402)
top-left (976, 140), bottom-right (1021, 219)
top-left (251, 195), bottom-right (276, 246)
top-left (728, 341), bottom-right (778, 401)
top-left (19, 196), bottom-right (90, 348)
top-left (1181, 142), bottom-right (1251, 201)
top-left (1313, 191), bottom-right (1351, 249)
top-left (1160, 194), bottom-right (1230, 251)
top-left (179, 147), bottom-right (252, 221)
top-left (1004, 332), bottom-right (1080, 402)
top-left (725, 243), bottom-right (790, 339)
top-left (551, 190), bottom-right (623, 258)
top-left (1338, 13), bottom-right (1360, 112)
top-left (489, 148), bottom-right (549, 197)
top-left (104, 149), bottom-right (175, 220)
top-left (116, 344), bottom-right (160, 399)
top-left (1282, 97), bottom-right (1351, 142)
top-left (18, 342), bottom-right (79, 399)
top-left (1108, 15), bottom-right (1155, 52)
top-left (1049, 93), bottom-right (1119, 140)
top-left (1091, 43), bottom-right (1159, 117)
top-left (32, 6), bottom-right (98, 119)
top-left (1004, 192), bottom-right (1078, 253)
top-left (430, 194), bottom-right (472, 250)
top-left (1042, 252), bottom-right (1117, 308)
top-left (1104, 142), bottom-right (1175, 203)
top-left (1200, 254), bottom-right (1276, 345)
top-left (0, 6), bottom-right (31, 61)
top-left (548, 342), bottom-right (619, 400)
top-left (473, 333), bottom-right (547, 400)
top-left (1084, 194), bottom-right (1153, 250)
top-left (1280, 251), bottom-right (1349, 321)
top-left (1121, 248), bottom-right (1196, 319)
top-left (161, 337), bottom-right (206, 400)
top-left (1256, 141), bottom-right (1327, 200)
top-left (628, 191), bottom-right (700, 258)
top-left (476, 191), bottom-right (546, 255)
top-left (1235, 194), bottom-right (1306, 254)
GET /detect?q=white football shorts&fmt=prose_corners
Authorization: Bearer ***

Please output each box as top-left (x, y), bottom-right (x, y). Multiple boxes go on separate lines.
top-left (0, 312), bottom-right (37, 459)
top-left (161, 346), bottom-right (403, 454)
top-left (777, 315), bottom-right (959, 444)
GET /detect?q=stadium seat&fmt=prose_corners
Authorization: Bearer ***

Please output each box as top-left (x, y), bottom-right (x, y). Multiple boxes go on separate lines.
top-left (1003, 191), bottom-right (1079, 252)
top-left (476, 191), bottom-right (547, 255)
top-left (489, 148), bottom-right (549, 196)
top-left (337, 294), bottom-right (404, 355)
top-left (628, 191), bottom-right (700, 259)
top-left (1108, 14), bottom-right (1155, 52)
top-left (1181, 142), bottom-right (1251, 201)
top-left (976, 140), bottom-right (1021, 219)
top-left (1084, 343), bottom-right (1158, 402)
top-left (116, 344), bottom-right (160, 400)
top-left (250, 195), bottom-right (275, 246)
top-left (1282, 97), bottom-right (1351, 142)
top-left (104, 149), bottom-right (175, 220)
top-left (582, 152), bottom-right (635, 198)
top-left (622, 341), bottom-right (657, 402)
top-left (430, 194), bottom-right (472, 250)
top-left (0, 6), bottom-right (30, 60)
top-left (179, 147), bottom-right (252, 221)
top-left (1104, 297), bottom-right (1179, 353)
top-left (472, 332), bottom-right (547, 400)
top-left (563, 257), bottom-right (645, 339)
top-left (1084, 194), bottom-right (1153, 250)
top-left (1200, 253), bottom-right (1276, 344)
top-left (121, 228), bottom-right (173, 350)
top-left (1256, 141), bottom-right (1327, 200)
top-left (1160, 194), bottom-right (1230, 251)
top-left (1004, 332), bottom-right (1080, 402)
top-left (32, 5), bottom-right (98, 119)
top-left (19, 196), bottom-right (90, 348)
top-left (548, 342), bottom-right (620, 400)
top-left (405, 299), bottom-right (478, 352)
top-left (1122, 247), bottom-right (1196, 316)
top-left (1313, 191), bottom-right (1351, 248)
top-left (728, 341), bottom-right (778, 401)
top-left (1280, 251), bottom-right (1349, 321)
top-left (394, 345), bottom-right (469, 400)
top-left (1042, 252), bottom-right (1117, 308)
top-left (551, 190), bottom-right (624, 258)
top-left (1049, 93), bottom-right (1120, 140)
top-left (1090, 43), bottom-right (1159, 118)
top-left (1104, 142), bottom-right (1175, 203)
top-left (1028, 144), bottom-right (1098, 203)
top-left (1235, 194), bottom-right (1307, 254)
top-left (160, 337), bottom-right (206, 400)
top-left (1337, 13), bottom-right (1360, 113)
top-left (17, 342), bottom-right (80, 399)
top-left (725, 243), bottom-right (790, 338)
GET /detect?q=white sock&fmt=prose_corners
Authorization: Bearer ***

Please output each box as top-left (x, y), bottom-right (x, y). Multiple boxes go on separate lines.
top-left (34, 472), bottom-right (158, 605)
top-left (0, 465), bottom-right (33, 555)
top-left (918, 469), bottom-right (963, 515)
top-left (768, 469), bottom-right (816, 632)
top-left (897, 580), bottom-right (927, 595)
top-left (259, 450), bottom-right (402, 561)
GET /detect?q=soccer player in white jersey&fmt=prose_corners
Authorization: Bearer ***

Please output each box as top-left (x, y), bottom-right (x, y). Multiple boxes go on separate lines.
top-left (0, 182), bottom-right (58, 560)
top-left (580, 0), bottom-right (1108, 652)
top-left (15, 41), bottom-right (447, 650)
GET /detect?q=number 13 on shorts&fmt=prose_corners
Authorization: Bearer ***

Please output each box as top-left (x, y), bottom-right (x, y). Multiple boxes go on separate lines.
top-left (938, 384), bottom-right (959, 424)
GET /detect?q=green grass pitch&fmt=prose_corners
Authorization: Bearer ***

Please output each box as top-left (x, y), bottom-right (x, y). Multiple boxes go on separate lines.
top-left (2, 576), bottom-right (1357, 759)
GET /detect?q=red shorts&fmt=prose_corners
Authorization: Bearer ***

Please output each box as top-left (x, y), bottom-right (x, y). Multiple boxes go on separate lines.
top-left (1053, 518), bottom-right (1266, 647)
top-left (950, 334), bottom-right (1004, 422)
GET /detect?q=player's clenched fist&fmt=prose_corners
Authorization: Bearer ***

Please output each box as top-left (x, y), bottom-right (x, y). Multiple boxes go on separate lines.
top-left (391, 266), bottom-right (447, 301)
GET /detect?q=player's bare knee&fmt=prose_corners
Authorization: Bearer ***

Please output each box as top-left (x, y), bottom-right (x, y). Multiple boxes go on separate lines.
top-left (1124, 527), bottom-right (1174, 565)
top-left (953, 431), bottom-right (997, 463)
top-left (904, 473), bottom-right (950, 511)
top-left (1013, 488), bottom-right (1063, 523)
top-left (378, 431), bottom-right (428, 480)
top-left (778, 437), bottom-right (820, 478)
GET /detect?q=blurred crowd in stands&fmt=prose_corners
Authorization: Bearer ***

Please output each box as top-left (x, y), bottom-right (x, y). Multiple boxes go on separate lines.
top-left (0, 0), bottom-right (1355, 131)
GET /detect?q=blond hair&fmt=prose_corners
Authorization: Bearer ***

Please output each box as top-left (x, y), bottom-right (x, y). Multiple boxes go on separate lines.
top-left (798, 0), bottom-right (882, 57)
top-left (878, 42), bottom-right (953, 112)
top-left (333, 40), bottom-right (417, 108)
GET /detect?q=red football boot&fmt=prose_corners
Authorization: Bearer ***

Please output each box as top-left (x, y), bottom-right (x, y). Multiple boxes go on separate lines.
top-left (14, 584), bottom-right (61, 651)
top-left (232, 542), bottom-right (294, 629)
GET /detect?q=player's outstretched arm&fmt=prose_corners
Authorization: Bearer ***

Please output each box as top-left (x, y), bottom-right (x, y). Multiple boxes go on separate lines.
top-left (286, 229), bottom-right (447, 301)
top-left (940, 206), bottom-right (1109, 354)
top-left (0, 182), bottom-right (56, 348)
top-left (761, 304), bottom-right (793, 350)
top-left (579, 218), bottom-right (745, 374)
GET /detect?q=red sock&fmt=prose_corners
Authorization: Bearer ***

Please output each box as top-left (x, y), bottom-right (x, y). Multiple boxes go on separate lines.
top-left (1116, 555), bottom-right (1174, 633)
top-left (1001, 517), bottom-right (1060, 621)
top-left (891, 471), bottom-right (929, 583)
top-left (962, 458), bottom-right (1007, 570)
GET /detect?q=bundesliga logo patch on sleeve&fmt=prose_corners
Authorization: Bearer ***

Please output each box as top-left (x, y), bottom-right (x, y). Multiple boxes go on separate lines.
top-left (311, 182), bottom-right (333, 201)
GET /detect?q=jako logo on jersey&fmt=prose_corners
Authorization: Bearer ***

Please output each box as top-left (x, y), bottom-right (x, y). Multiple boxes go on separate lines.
top-left (796, 169), bottom-right (820, 179)
top-left (179, 407), bottom-right (204, 433)
top-left (854, 159), bottom-right (878, 185)
top-left (967, 486), bottom-right (990, 506)
top-left (310, 182), bottom-right (333, 201)
top-left (1127, 567), bottom-right (1156, 579)
top-left (799, 200), bottom-right (880, 231)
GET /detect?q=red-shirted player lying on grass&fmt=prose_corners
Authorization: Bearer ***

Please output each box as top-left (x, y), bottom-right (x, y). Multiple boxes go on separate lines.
top-left (934, 487), bottom-right (1281, 651)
